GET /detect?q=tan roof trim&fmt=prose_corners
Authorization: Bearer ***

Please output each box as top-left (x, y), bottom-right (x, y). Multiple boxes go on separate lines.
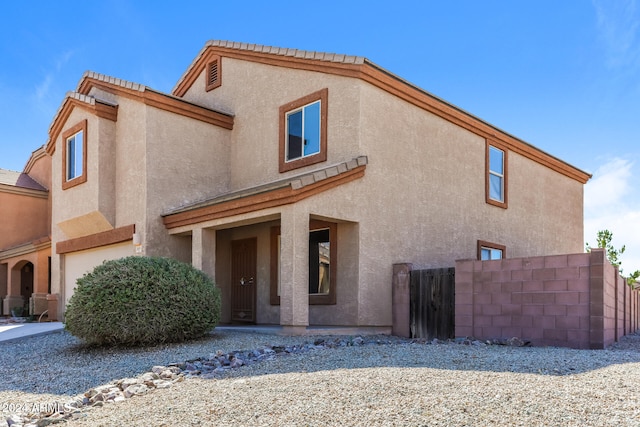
top-left (0, 183), bottom-right (48, 198)
top-left (174, 41), bottom-right (590, 184)
top-left (56, 224), bottom-right (135, 255)
top-left (78, 71), bottom-right (234, 129)
top-left (23, 145), bottom-right (48, 175)
top-left (45, 92), bottom-right (118, 155)
top-left (163, 157), bottom-right (367, 229)
top-left (0, 237), bottom-right (51, 260)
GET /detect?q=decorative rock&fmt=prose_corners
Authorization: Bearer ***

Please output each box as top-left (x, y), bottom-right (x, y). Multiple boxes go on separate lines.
top-left (123, 384), bottom-right (148, 398)
top-left (89, 393), bottom-right (104, 403)
top-left (151, 366), bottom-right (165, 374)
top-left (6, 414), bottom-right (23, 426)
top-left (118, 378), bottom-right (140, 389)
top-left (5, 334), bottom-right (541, 427)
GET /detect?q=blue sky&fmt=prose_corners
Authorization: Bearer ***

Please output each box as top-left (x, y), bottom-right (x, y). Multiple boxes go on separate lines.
top-left (1, 1), bottom-right (638, 272)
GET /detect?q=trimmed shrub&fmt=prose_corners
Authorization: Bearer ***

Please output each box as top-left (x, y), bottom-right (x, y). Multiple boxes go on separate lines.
top-left (64, 256), bottom-right (221, 346)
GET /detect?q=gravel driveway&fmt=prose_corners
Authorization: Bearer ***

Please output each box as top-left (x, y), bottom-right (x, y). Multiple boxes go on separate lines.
top-left (2, 329), bottom-right (640, 426)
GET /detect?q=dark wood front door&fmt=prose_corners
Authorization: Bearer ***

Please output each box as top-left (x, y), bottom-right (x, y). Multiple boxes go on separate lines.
top-left (20, 262), bottom-right (34, 305)
top-left (231, 238), bottom-right (257, 323)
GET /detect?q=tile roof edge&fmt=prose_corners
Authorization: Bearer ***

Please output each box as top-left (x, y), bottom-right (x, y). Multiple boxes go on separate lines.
top-left (79, 70), bottom-right (147, 93)
top-left (163, 156), bottom-right (368, 216)
top-left (205, 40), bottom-right (367, 65)
top-left (46, 89), bottom-right (120, 140)
top-left (172, 40), bottom-right (367, 94)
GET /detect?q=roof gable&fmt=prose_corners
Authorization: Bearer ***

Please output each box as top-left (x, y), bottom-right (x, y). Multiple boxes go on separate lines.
top-left (45, 71), bottom-right (235, 155)
top-left (173, 40), bottom-right (591, 185)
top-left (77, 71), bottom-right (233, 129)
top-left (45, 91), bottom-right (118, 155)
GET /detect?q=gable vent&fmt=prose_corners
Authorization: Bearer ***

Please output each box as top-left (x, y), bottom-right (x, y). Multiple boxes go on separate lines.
top-left (206, 57), bottom-right (221, 91)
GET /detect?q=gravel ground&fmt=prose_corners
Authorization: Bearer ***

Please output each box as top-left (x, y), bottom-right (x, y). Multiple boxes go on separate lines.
top-left (2, 329), bottom-right (640, 426)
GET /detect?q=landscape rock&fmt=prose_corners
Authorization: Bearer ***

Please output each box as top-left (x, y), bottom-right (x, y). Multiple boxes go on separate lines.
top-left (4, 334), bottom-right (536, 426)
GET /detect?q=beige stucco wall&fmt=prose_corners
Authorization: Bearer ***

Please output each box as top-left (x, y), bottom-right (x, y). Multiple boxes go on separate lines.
top-left (51, 108), bottom-right (119, 235)
top-left (143, 106), bottom-right (231, 260)
top-left (0, 191), bottom-right (49, 250)
top-left (62, 241), bottom-right (133, 306)
top-left (173, 56), bottom-right (585, 328)
top-left (181, 58), bottom-right (363, 192)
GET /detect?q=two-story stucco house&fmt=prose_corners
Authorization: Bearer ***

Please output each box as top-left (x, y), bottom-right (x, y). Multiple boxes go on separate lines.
top-left (46, 41), bottom-right (590, 332)
top-left (0, 147), bottom-right (51, 316)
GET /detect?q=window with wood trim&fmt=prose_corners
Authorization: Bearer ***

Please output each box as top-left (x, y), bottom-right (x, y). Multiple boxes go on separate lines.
top-left (486, 141), bottom-right (508, 208)
top-left (478, 240), bottom-right (506, 260)
top-left (270, 220), bottom-right (337, 305)
top-left (279, 88), bottom-right (328, 173)
top-left (205, 56), bottom-right (221, 91)
top-left (61, 120), bottom-right (88, 190)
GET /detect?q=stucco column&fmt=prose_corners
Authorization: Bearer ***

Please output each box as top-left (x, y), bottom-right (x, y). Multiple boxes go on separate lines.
top-left (279, 205), bottom-right (309, 333)
top-left (4, 264), bottom-right (23, 314)
top-left (192, 228), bottom-right (216, 281)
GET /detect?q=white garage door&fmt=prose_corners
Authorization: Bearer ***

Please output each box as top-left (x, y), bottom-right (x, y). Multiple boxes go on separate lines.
top-left (63, 242), bottom-right (133, 306)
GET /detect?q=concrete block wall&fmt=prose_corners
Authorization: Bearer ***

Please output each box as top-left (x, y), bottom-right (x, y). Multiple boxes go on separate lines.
top-left (455, 248), bottom-right (639, 349)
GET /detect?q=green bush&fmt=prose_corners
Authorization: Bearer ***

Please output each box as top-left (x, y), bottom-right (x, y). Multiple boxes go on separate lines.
top-left (64, 256), bottom-right (221, 346)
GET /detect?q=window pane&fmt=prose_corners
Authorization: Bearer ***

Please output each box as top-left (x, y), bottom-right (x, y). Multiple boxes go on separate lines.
top-left (67, 136), bottom-right (76, 180)
top-left (66, 131), bottom-right (84, 181)
top-left (481, 247), bottom-right (503, 260)
top-left (277, 235), bottom-right (281, 297)
top-left (489, 146), bottom-right (503, 174)
top-left (309, 229), bottom-right (330, 295)
top-left (489, 174), bottom-right (503, 201)
top-left (317, 241), bottom-right (330, 294)
top-left (303, 101), bottom-right (320, 156)
top-left (74, 131), bottom-right (83, 177)
top-left (287, 110), bottom-right (303, 160)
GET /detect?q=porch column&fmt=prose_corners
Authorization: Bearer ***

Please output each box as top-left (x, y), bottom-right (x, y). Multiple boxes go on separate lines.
top-left (192, 228), bottom-right (216, 281)
top-left (279, 205), bottom-right (309, 333)
top-left (4, 263), bottom-right (23, 314)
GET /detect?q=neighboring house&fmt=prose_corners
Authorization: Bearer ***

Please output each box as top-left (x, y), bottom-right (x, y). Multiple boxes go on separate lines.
top-left (0, 147), bottom-right (51, 316)
top-left (46, 41), bottom-right (590, 332)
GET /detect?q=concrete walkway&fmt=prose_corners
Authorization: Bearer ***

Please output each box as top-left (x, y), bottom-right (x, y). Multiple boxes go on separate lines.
top-left (0, 321), bottom-right (64, 343)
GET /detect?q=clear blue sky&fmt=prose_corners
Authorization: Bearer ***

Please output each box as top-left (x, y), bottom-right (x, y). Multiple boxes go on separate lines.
top-left (1, 1), bottom-right (638, 272)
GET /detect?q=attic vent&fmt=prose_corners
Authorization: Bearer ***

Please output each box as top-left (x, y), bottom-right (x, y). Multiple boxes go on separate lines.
top-left (206, 57), bottom-right (221, 91)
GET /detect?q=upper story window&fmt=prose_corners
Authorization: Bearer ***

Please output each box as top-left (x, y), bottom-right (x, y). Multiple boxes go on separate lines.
top-left (279, 88), bottom-right (328, 173)
top-left (478, 240), bottom-right (506, 260)
top-left (67, 131), bottom-right (83, 180)
top-left (61, 120), bottom-right (88, 190)
top-left (486, 141), bottom-right (508, 208)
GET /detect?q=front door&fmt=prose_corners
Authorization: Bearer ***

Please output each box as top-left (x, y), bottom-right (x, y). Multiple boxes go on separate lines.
top-left (20, 262), bottom-right (34, 308)
top-left (231, 238), bottom-right (257, 323)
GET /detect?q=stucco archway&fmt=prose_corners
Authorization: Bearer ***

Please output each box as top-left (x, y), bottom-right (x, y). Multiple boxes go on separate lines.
top-left (5, 260), bottom-right (34, 315)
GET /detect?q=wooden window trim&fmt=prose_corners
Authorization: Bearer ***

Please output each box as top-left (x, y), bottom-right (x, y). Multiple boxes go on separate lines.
top-left (279, 88), bottom-right (328, 173)
top-left (56, 224), bottom-right (135, 254)
top-left (477, 240), bottom-right (507, 260)
top-left (61, 120), bottom-right (88, 190)
top-left (485, 140), bottom-right (508, 209)
top-left (205, 56), bottom-right (221, 91)
top-left (270, 219), bottom-right (337, 305)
